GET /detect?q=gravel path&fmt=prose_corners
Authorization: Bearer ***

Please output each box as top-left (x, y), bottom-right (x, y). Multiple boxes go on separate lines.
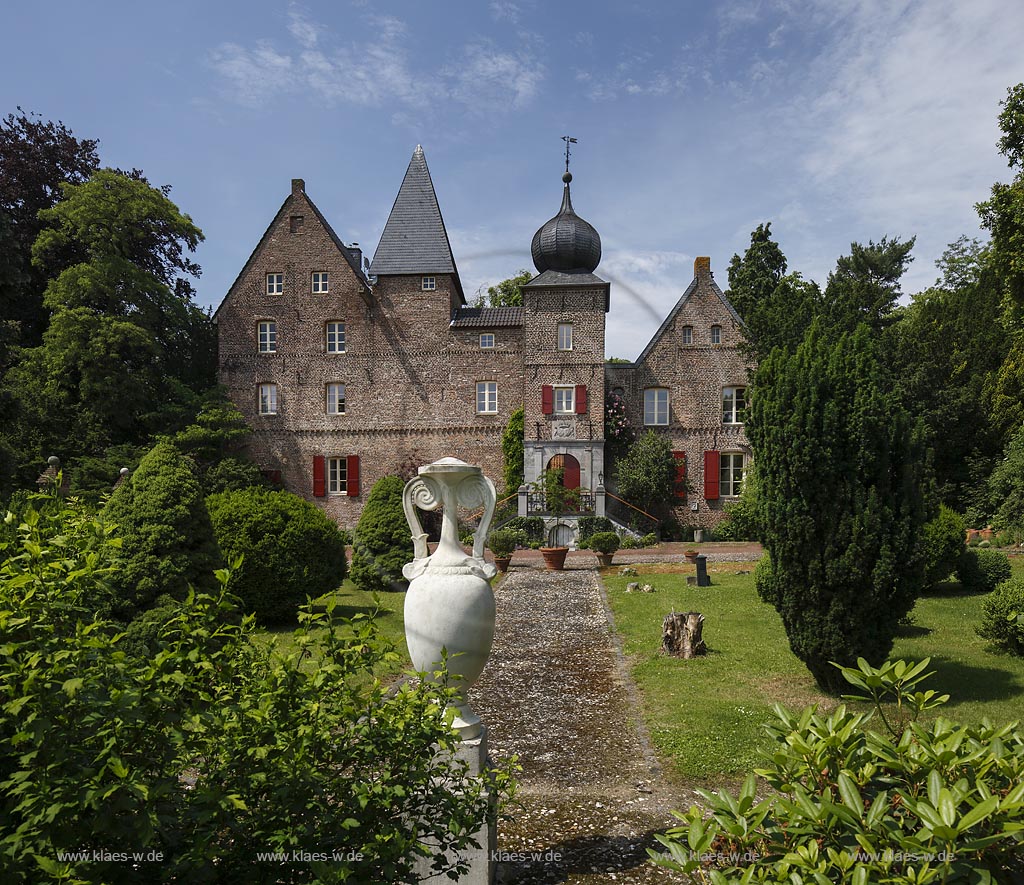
top-left (473, 566), bottom-right (691, 884)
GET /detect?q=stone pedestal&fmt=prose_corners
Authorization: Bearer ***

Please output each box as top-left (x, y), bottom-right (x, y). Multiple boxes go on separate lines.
top-left (411, 728), bottom-right (496, 885)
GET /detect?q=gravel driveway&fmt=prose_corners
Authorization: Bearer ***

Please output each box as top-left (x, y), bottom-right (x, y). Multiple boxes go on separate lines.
top-left (472, 566), bottom-right (692, 884)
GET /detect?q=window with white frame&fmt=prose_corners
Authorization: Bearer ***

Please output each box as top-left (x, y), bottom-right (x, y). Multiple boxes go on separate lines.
top-left (722, 386), bottom-right (747, 424)
top-left (681, 325), bottom-right (693, 345)
top-left (266, 273), bottom-right (283, 295)
top-left (476, 381), bottom-right (497, 414)
top-left (479, 333), bottom-right (495, 349)
top-left (326, 383), bottom-right (346, 415)
top-left (710, 324), bottom-right (722, 345)
top-left (553, 385), bottom-right (575, 413)
top-left (258, 383), bottom-right (278, 415)
top-left (312, 271), bottom-right (329, 293)
top-left (326, 321), bottom-right (346, 353)
top-left (258, 320), bottom-right (277, 353)
top-left (422, 276), bottom-right (436, 291)
top-left (644, 387), bottom-right (669, 425)
top-left (328, 457), bottom-right (348, 494)
top-left (720, 452), bottom-right (746, 496)
top-left (557, 323), bottom-right (573, 351)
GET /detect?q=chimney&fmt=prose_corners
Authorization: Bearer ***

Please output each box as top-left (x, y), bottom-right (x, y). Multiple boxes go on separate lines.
top-left (694, 256), bottom-right (711, 278)
top-left (291, 178), bottom-right (305, 196)
top-left (349, 242), bottom-right (362, 267)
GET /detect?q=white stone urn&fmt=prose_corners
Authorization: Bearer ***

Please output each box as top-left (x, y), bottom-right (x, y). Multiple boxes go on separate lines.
top-left (402, 457), bottom-right (497, 740)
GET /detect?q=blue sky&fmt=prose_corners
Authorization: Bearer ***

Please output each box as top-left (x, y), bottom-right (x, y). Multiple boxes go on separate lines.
top-left (4, 0), bottom-right (1024, 358)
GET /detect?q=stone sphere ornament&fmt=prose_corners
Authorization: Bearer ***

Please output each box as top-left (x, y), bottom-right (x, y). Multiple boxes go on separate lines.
top-left (402, 457), bottom-right (497, 740)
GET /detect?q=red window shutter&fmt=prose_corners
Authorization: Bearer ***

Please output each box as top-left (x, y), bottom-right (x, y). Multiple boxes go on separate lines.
top-left (346, 455), bottom-right (360, 497)
top-left (703, 450), bottom-right (720, 500)
top-left (313, 456), bottom-right (326, 498)
top-left (575, 384), bottom-right (587, 414)
top-left (672, 451), bottom-right (687, 499)
top-left (542, 385), bottom-right (553, 415)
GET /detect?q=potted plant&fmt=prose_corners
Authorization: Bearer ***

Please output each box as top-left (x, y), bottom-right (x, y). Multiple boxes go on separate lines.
top-left (487, 528), bottom-right (517, 573)
top-left (684, 549), bottom-right (699, 564)
top-left (590, 531), bottom-right (620, 568)
top-left (532, 467), bottom-right (581, 571)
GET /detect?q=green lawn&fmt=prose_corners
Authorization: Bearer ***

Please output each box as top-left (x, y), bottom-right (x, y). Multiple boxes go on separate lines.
top-left (604, 560), bottom-right (1024, 787)
top-left (254, 580), bottom-right (410, 678)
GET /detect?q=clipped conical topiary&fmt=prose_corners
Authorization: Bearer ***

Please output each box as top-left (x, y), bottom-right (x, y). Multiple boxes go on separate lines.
top-left (103, 441), bottom-right (222, 620)
top-left (350, 475), bottom-right (411, 593)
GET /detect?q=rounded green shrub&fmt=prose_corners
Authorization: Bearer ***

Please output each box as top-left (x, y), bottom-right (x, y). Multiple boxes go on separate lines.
top-left (957, 548), bottom-right (1012, 593)
top-left (486, 529), bottom-right (517, 558)
top-left (578, 515), bottom-right (614, 544)
top-left (350, 475), bottom-right (411, 593)
top-left (503, 516), bottom-right (545, 547)
top-left (102, 442), bottom-right (222, 620)
top-left (921, 504), bottom-right (966, 586)
top-left (589, 531), bottom-right (620, 555)
top-left (640, 532), bottom-right (658, 547)
top-left (978, 579), bottom-right (1024, 654)
top-left (206, 487), bottom-right (347, 624)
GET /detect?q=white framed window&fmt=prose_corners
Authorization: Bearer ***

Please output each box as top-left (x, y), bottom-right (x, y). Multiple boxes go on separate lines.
top-left (326, 383), bottom-right (346, 415)
top-left (258, 383), bottom-right (278, 415)
top-left (328, 457), bottom-right (348, 494)
top-left (723, 387), bottom-right (747, 424)
top-left (479, 333), bottom-right (495, 349)
top-left (710, 324), bottom-right (722, 345)
top-left (312, 271), bottom-right (329, 293)
top-left (326, 321), bottom-right (346, 353)
top-left (258, 320), bottom-right (277, 353)
top-left (557, 323), bottom-right (573, 351)
top-left (476, 381), bottom-right (497, 414)
top-left (422, 276), bottom-right (436, 291)
top-left (644, 388), bottom-right (669, 425)
top-left (266, 273), bottom-right (283, 295)
top-left (681, 325), bottom-right (693, 345)
top-left (720, 452), bottom-right (746, 497)
top-left (553, 385), bottom-right (575, 414)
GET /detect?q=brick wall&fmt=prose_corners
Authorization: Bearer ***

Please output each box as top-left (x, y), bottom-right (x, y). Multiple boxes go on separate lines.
top-left (605, 258), bottom-right (754, 529)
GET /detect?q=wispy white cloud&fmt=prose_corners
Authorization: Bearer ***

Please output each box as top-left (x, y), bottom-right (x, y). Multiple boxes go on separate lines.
top-left (208, 41), bottom-right (293, 108)
top-left (209, 10), bottom-right (545, 115)
top-left (490, 1), bottom-right (521, 25)
top-left (446, 41), bottom-right (545, 111)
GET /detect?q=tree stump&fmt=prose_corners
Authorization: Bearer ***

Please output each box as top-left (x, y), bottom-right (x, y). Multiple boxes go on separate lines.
top-left (662, 611), bottom-right (706, 658)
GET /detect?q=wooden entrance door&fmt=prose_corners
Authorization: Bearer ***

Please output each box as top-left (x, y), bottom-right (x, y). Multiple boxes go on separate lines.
top-left (547, 453), bottom-right (581, 490)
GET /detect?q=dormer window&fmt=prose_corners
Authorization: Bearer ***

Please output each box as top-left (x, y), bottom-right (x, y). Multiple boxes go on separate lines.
top-left (422, 276), bottom-right (436, 291)
top-left (710, 325), bottom-right (722, 345)
top-left (479, 333), bottom-right (495, 349)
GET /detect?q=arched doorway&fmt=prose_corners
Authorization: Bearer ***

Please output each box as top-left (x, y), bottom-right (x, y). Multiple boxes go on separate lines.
top-left (546, 453), bottom-right (580, 490)
top-left (548, 523), bottom-right (574, 547)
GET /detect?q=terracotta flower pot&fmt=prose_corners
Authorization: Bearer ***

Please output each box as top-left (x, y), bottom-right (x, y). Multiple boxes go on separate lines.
top-left (684, 551), bottom-right (699, 564)
top-left (540, 546), bottom-right (569, 570)
top-left (493, 555), bottom-right (512, 573)
top-left (596, 552), bottom-right (614, 568)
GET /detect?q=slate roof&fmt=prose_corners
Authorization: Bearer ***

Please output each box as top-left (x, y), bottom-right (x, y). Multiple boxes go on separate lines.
top-left (449, 307), bottom-right (524, 328)
top-left (370, 145), bottom-right (464, 302)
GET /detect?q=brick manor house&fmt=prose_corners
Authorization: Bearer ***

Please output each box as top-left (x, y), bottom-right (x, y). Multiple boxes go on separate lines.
top-left (215, 146), bottom-right (753, 539)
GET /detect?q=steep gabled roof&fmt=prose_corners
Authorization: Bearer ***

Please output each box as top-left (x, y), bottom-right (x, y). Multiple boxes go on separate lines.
top-left (449, 306), bottom-right (524, 328)
top-left (370, 145), bottom-right (464, 302)
top-left (633, 266), bottom-right (747, 365)
top-left (213, 181), bottom-right (369, 320)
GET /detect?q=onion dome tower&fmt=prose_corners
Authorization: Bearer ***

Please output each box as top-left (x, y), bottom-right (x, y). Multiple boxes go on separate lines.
top-left (531, 169), bottom-right (602, 274)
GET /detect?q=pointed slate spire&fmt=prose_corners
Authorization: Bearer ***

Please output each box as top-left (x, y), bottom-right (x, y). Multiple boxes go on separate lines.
top-left (370, 146), bottom-right (463, 297)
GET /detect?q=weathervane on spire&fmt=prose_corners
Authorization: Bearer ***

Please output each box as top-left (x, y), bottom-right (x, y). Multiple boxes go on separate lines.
top-left (561, 135), bottom-right (577, 175)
